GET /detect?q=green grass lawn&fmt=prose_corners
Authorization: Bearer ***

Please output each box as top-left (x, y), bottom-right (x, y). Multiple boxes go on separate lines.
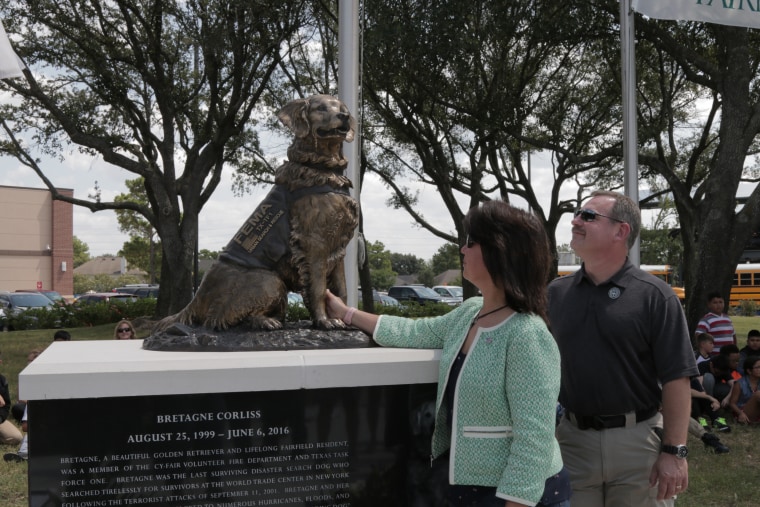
top-left (1, 319), bottom-right (760, 506)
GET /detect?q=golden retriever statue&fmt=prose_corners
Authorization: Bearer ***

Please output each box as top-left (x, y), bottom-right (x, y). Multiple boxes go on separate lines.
top-left (156, 95), bottom-right (359, 332)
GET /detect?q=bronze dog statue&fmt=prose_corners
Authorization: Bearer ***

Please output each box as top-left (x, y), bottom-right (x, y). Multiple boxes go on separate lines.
top-left (156, 95), bottom-right (359, 331)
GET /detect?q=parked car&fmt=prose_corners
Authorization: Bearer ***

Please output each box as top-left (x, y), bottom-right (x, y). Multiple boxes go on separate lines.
top-left (0, 292), bottom-right (56, 330)
top-left (15, 289), bottom-right (66, 304)
top-left (432, 285), bottom-right (463, 304)
top-left (371, 290), bottom-right (400, 307)
top-left (379, 294), bottom-right (400, 307)
top-left (112, 284), bottom-right (158, 295)
top-left (74, 293), bottom-right (138, 305)
top-left (387, 285), bottom-right (453, 305)
top-left (133, 286), bottom-right (159, 298)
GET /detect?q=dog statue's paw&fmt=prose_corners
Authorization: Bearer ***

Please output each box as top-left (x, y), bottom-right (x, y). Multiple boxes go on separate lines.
top-left (314, 318), bottom-right (348, 331)
top-left (250, 316), bottom-right (284, 331)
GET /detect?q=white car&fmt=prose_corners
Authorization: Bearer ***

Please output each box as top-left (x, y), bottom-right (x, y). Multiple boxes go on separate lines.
top-left (433, 286), bottom-right (463, 304)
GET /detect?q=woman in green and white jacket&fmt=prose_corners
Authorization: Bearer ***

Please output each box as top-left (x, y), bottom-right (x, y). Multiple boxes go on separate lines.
top-left (325, 200), bottom-right (569, 507)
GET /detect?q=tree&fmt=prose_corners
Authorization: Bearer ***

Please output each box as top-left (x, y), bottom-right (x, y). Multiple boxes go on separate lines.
top-left (72, 236), bottom-right (90, 268)
top-left (639, 200), bottom-right (683, 267)
top-left (390, 252), bottom-right (426, 276)
top-left (115, 178), bottom-right (161, 282)
top-left (366, 240), bottom-right (397, 291)
top-left (430, 243), bottom-right (460, 276)
top-left (118, 236), bottom-right (161, 281)
top-left (0, 0), bottom-right (306, 316)
top-left (599, 2), bottom-right (760, 331)
top-left (360, 0), bottom-right (624, 301)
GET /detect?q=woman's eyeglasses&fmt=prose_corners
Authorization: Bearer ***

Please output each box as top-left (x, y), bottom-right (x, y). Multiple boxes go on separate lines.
top-left (117, 328), bottom-right (132, 333)
top-left (574, 208), bottom-right (624, 224)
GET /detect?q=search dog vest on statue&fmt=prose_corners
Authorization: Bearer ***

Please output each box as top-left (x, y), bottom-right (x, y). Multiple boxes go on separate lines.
top-left (220, 183), bottom-right (349, 270)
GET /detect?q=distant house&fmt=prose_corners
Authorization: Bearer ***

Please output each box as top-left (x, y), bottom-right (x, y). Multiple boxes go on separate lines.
top-left (433, 269), bottom-right (461, 287)
top-left (393, 274), bottom-right (419, 286)
top-left (74, 256), bottom-right (145, 278)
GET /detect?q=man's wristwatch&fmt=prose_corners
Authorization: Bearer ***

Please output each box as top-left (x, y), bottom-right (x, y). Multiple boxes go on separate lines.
top-left (661, 444), bottom-right (689, 459)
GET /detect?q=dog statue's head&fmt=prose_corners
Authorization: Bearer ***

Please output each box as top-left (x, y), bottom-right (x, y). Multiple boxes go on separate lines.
top-left (277, 94), bottom-right (356, 144)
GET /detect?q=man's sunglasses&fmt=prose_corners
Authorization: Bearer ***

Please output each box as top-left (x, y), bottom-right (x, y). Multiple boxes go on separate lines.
top-left (574, 208), bottom-right (624, 224)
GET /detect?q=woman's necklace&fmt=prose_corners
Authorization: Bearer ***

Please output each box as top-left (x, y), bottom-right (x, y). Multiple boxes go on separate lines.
top-left (470, 304), bottom-right (509, 328)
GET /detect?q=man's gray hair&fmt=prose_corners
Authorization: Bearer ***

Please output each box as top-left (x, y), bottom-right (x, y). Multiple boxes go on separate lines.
top-left (591, 190), bottom-right (641, 249)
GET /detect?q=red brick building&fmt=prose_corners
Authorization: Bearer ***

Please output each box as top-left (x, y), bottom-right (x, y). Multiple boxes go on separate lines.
top-left (0, 185), bottom-right (74, 297)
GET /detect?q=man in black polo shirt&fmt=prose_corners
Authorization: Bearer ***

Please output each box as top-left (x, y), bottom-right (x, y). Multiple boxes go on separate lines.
top-left (548, 191), bottom-right (698, 506)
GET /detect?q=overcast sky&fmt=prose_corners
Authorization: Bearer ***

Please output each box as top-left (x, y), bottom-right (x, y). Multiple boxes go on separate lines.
top-left (0, 137), bottom-right (578, 261)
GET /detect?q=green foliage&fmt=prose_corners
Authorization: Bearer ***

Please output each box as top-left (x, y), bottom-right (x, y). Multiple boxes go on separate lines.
top-left (390, 253), bottom-right (426, 275)
top-left (115, 179), bottom-right (162, 282)
top-left (118, 236), bottom-right (162, 283)
top-left (415, 265), bottom-right (435, 288)
top-left (431, 243), bottom-right (461, 275)
top-left (285, 302), bottom-right (310, 322)
top-left (738, 300), bottom-right (759, 317)
top-left (366, 240), bottom-right (397, 290)
top-left (72, 236), bottom-right (90, 268)
top-left (72, 274), bottom-right (146, 295)
top-left (2, 299), bottom-right (157, 331)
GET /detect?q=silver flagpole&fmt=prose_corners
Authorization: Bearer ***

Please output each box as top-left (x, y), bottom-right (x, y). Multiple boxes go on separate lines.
top-left (339, 0), bottom-right (361, 306)
top-left (621, 0), bottom-right (640, 265)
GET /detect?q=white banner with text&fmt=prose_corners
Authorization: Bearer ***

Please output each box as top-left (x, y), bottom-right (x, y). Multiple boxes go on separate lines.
top-left (632, 0), bottom-right (760, 30)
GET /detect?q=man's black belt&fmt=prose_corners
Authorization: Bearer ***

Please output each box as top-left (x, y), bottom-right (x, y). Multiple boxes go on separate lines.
top-left (566, 407), bottom-right (659, 431)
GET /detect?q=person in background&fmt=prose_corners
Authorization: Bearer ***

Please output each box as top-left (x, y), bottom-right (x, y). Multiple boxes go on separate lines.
top-left (325, 200), bottom-right (569, 507)
top-left (686, 416), bottom-right (728, 454)
top-left (690, 372), bottom-right (731, 438)
top-left (548, 190), bottom-right (697, 506)
top-left (0, 351), bottom-right (23, 447)
top-left (695, 292), bottom-right (736, 355)
top-left (3, 405), bottom-right (27, 462)
top-left (737, 329), bottom-right (760, 376)
top-left (113, 320), bottom-right (136, 340)
top-left (53, 330), bottom-right (71, 342)
top-left (3, 348), bottom-right (39, 463)
top-left (728, 355), bottom-right (760, 425)
top-left (699, 344), bottom-right (740, 429)
top-left (694, 333), bottom-right (714, 364)
top-left (12, 349), bottom-right (43, 421)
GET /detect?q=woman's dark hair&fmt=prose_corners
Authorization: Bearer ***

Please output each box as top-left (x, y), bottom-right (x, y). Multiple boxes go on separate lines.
top-left (464, 200), bottom-right (552, 323)
top-left (743, 355), bottom-right (760, 375)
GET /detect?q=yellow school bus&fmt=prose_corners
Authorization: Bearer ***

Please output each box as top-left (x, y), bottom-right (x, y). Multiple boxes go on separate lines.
top-left (731, 263), bottom-right (760, 307)
top-left (557, 264), bottom-right (685, 301)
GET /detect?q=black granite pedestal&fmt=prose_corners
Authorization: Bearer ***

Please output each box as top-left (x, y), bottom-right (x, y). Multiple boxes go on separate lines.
top-left (20, 340), bottom-right (445, 507)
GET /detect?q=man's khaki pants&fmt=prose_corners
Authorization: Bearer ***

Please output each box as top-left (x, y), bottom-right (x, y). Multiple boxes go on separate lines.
top-left (556, 413), bottom-right (675, 507)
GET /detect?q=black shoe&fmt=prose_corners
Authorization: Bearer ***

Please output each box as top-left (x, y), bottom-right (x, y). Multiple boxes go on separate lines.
top-left (3, 453), bottom-right (25, 463)
top-left (702, 433), bottom-right (730, 454)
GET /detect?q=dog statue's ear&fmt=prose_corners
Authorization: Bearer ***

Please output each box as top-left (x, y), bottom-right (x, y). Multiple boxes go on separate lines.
top-left (277, 98), bottom-right (311, 138)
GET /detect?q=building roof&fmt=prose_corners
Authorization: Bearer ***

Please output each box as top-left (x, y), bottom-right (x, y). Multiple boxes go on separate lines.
top-left (433, 269), bottom-right (461, 286)
top-left (73, 256), bottom-right (144, 276)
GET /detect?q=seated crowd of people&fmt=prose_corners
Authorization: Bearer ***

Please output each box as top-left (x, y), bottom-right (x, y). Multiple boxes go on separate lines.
top-left (689, 292), bottom-right (760, 456)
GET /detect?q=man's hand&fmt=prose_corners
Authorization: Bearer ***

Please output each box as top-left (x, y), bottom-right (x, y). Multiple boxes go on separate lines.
top-left (649, 453), bottom-right (688, 500)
